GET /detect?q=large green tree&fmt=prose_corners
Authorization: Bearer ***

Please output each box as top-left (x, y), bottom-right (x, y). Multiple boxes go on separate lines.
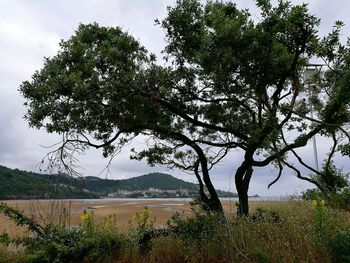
top-left (20, 0), bottom-right (350, 216)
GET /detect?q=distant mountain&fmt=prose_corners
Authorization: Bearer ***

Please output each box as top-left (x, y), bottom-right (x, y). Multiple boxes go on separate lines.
top-left (0, 165), bottom-right (97, 199)
top-left (0, 165), bottom-right (237, 199)
top-left (82, 173), bottom-right (198, 195)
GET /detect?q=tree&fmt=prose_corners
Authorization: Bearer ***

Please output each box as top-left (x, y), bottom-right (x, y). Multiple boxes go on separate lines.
top-left (20, 0), bottom-right (350, 216)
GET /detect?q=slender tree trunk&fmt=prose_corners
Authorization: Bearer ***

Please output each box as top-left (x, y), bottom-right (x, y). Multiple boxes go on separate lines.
top-left (171, 133), bottom-right (225, 215)
top-left (207, 191), bottom-right (224, 214)
top-left (194, 158), bottom-right (224, 215)
top-left (235, 161), bottom-right (253, 216)
top-left (199, 160), bottom-right (224, 215)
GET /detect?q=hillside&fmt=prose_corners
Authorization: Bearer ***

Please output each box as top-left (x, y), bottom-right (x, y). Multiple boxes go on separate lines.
top-left (0, 165), bottom-right (97, 199)
top-left (0, 165), bottom-right (237, 199)
top-left (82, 173), bottom-right (198, 194)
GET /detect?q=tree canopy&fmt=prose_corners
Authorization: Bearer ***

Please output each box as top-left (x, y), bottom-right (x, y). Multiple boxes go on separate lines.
top-left (20, 0), bottom-right (350, 215)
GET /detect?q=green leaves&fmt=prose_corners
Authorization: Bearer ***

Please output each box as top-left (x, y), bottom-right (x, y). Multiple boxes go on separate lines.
top-left (20, 23), bottom-right (150, 137)
top-left (20, 1), bottom-right (350, 210)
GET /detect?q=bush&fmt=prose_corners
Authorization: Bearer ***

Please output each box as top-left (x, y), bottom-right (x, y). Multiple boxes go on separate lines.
top-left (328, 188), bottom-right (350, 211)
top-left (302, 187), bottom-right (350, 212)
top-left (301, 189), bottom-right (322, 201)
top-left (166, 212), bottom-right (222, 241)
top-left (252, 207), bottom-right (281, 223)
top-left (329, 232), bottom-right (350, 263)
top-left (21, 213), bottom-right (120, 263)
top-left (128, 207), bottom-right (156, 252)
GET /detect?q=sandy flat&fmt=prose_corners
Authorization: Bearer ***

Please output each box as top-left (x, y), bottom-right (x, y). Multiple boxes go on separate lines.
top-left (0, 199), bottom-right (273, 236)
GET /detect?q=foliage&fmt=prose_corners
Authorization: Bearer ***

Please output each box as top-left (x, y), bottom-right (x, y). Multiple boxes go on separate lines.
top-left (303, 187), bottom-right (350, 212)
top-left (20, 0), bottom-right (350, 216)
top-left (1, 201), bottom-right (350, 262)
top-left (301, 158), bottom-right (350, 212)
top-left (0, 202), bottom-right (43, 236)
top-left (251, 207), bottom-right (281, 223)
top-left (302, 160), bottom-right (350, 211)
top-left (328, 188), bottom-right (350, 210)
top-left (301, 188), bottom-right (321, 201)
top-left (314, 161), bottom-right (349, 194)
top-left (329, 232), bottom-right (350, 263)
top-left (0, 165), bottom-right (97, 199)
top-left (111, 173), bottom-right (198, 191)
top-left (0, 165), bottom-right (208, 199)
top-left (128, 207), bottom-right (156, 252)
top-left (19, 214), bottom-right (119, 263)
top-left (167, 211), bottom-right (222, 242)
top-left (0, 202), bottom-right (121, 263)
top-left (152, 201), bottom-right (350, 262)
top-left (308, 198), bottom-right (350, 262)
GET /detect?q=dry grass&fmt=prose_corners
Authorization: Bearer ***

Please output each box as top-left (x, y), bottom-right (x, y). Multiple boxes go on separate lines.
top-left (1, 199), bottom-right (350, 262)
top-left (146, 201), bottom-right (350, 263)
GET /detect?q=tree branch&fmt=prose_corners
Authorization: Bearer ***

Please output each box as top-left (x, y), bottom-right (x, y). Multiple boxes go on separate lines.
top-left (282, 161), bottom-right (325, 191)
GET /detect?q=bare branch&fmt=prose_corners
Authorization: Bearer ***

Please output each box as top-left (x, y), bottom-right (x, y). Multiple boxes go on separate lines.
top-left (282, 161), bottom-right (325, 191)
top-left (280, 132), bottom-right (324, 177)
top-left (252, 126), bottom-right (322, 167)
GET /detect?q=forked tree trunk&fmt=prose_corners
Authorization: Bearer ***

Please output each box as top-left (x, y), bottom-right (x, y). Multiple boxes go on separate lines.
top-left (235, 161), bottom-right (253, 216)
top-left (194, 159), bottom-right (224, 215)
top-left (174, 134), bottom-right (225, 215)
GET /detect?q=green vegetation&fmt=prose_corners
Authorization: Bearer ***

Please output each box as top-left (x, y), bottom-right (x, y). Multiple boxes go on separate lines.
top-left (0, 165), bottom-right (97, 199)
top-left (302, 160), bottom-right (350, 212)
top-left (1, 200), bottom-right (350, 262)
top-left (0, 202), bottom-right (120, 263)
top-left (8, 0), bottom-right (350, 259)
top-left (0, 165), bottom-right (236, 199)
top-left (20, 0), bottom-right (350, 216)
top-left (83, 173), bottom-right (197, 193)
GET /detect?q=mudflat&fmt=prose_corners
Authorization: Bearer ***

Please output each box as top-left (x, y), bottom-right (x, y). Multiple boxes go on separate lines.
top-left (0, 199), bottom-right (271, 236)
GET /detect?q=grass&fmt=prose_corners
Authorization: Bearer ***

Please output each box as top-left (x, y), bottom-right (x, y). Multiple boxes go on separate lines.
top-left (0, 200), bottom-right (350, 262)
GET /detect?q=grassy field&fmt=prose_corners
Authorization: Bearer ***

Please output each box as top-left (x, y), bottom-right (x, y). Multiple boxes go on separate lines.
top-left (0, 199), bottom-right (350, 262)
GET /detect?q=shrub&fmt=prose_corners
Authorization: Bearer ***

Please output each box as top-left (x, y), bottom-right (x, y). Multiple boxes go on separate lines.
top-left (251, 207), bottom-right (281, 223)
top-left (21, 212), bottom-right (120, 263)
top-left (301, 189), bottom-right (322, 201)
top-left (166, 212), bottom-right (223, 241)
top-left (329, 232), bottom-right (350, 263)
top-left (128, 207), bottom-right (156, 253)
top-left (24, 228), bottom-right (118, 262)
top-left (327, 188), bottom-right (350, 211)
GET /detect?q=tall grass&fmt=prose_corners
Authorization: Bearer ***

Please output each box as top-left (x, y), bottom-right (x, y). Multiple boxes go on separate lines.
top-left (146, 201), bottom-right (350, 263)
top-left (1, 201), bottom-right (350, 262)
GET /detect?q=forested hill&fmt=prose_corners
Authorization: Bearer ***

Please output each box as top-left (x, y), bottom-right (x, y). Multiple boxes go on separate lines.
top-left (0, 165), bottom-right (219, 199)
top-left (83, 173), bottom-right (198, 193)
top-left (0, 165), bottom-right (97, 199)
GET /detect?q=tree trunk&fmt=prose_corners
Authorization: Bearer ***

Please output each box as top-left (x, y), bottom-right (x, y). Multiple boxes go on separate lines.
top-left (172, 133), bottom-right (225, 215)
top-left (235, 161), bottom-right (253, 216)
top-left (200, 164), bottom-right (224, 215)
top-left (207, 191), bottom-right (224, 214)
top-left (194, 158), bottom-right (224, 215)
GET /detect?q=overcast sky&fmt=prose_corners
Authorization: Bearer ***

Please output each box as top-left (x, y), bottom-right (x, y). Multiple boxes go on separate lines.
top-left (1, 0), bottom-right (350, 196)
